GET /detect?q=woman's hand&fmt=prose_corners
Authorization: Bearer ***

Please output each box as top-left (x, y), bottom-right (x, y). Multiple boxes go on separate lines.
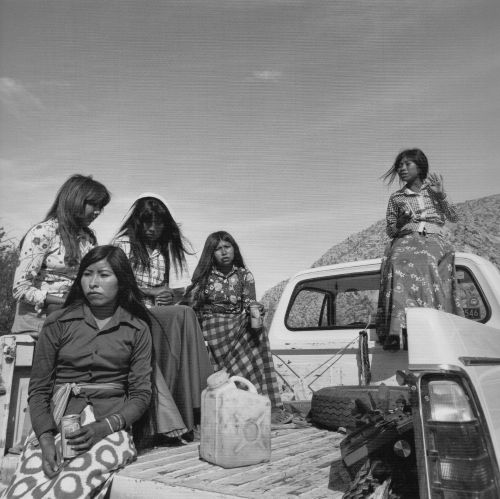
top-left (396, 209), bottom-right (413, 228)
top-left (44, 293), bottom-right (67, 315)
top-left (154, 286), bottom-right (174, 306)
top-left (257, 302), bottom-right (266, 317)
top-left (426, 172), bottom-right (445, 196)
top-left (249, 301), bottom-right (266, 336)
top-left (65, 421), bottom-right (111, 454)
top-left (142, 286), bottom-right (175, 305)
top-left (39, 432), bottom-right (62, 478)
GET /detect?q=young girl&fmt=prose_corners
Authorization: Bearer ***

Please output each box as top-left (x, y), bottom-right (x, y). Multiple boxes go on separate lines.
top-left (12, 174), bottom-right (110, 334)
top-left (113, 192), bottom-right (191, 307)
top-left (376, 148), bottom-right (462, 349)
top-left (113, 193), bottom-right (212, 440)
top-left (186, 231), bottom-right (292, 426)
top-left (3, 246), bottom-right (152, 499)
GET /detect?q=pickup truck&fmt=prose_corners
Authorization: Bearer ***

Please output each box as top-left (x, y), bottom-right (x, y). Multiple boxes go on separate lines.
top-left (1, 251), bottom-right (499, 497)
top-left (268, 252), bottom-right (500, 398)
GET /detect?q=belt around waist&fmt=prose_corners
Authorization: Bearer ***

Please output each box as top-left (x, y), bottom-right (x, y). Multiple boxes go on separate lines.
top-left (396, 229), bottom-right (443, 238)
top-left (55, 381), bottom-right (126, 397)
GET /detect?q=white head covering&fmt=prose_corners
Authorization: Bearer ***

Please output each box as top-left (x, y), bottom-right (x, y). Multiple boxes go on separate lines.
top-left (135, 192), bottom-right (170, 208)
top-left (120, 192), bottom-right (176, 223)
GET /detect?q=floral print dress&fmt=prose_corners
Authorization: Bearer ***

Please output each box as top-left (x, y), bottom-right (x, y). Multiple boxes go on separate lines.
top-left (376, 187), bottom-right (463, 344)
top-left (12, 218), bottom-right (94, 333)
top-left (376, 233), bottom-right (463, 342)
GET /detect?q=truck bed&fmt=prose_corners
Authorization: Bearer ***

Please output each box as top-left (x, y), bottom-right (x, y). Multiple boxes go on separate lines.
top-left (110, 426), bottom-right (349, 498)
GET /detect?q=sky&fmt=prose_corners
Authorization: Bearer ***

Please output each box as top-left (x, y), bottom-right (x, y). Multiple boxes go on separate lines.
top-left (1, 0), bottom-right (499, 297)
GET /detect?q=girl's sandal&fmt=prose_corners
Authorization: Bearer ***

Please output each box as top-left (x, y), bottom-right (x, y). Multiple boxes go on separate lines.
top-left (271, 409), bottom-right (293, 426)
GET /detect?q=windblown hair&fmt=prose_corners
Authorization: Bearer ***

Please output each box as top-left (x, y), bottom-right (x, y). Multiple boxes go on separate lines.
top-left (115, 197), bottom-right (192, 279)
top-left (64, 245), bottom-right (150, 326)
top-left (20, 174), bottom-right (110, 266)
top-left (381, 148), bottom-right (429, 185)
top-left (186, 231), bottom-right (246, 307)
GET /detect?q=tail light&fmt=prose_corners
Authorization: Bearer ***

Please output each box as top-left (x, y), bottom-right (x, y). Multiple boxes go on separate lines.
top-left (419, 375), bottom-right (500, 498)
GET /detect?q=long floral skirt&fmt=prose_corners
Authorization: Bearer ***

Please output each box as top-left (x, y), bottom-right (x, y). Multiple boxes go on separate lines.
top-left (376, 232), bottom-right (462, 342)
top-left (2, 407), bottom-right (136, 499)
top-left (201, 312), bottom-right (282, 408)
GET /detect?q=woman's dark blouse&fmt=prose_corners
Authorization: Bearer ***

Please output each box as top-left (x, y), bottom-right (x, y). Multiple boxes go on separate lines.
top-left (28, 303), bottom-right (152, 438)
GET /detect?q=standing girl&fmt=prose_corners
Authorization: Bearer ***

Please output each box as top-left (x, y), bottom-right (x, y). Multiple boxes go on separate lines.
top-left (376, 148), bottom-right (462, 349)
top-left (186, 231), bottom-right (292, 426)
top-left (2, 246), bottom-right (152, 499)
top-left (12, 174), bottom-right (110, 334)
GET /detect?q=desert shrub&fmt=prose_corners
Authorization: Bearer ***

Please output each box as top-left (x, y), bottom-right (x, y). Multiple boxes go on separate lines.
top-left (0, 228), bottom-right (18, 334)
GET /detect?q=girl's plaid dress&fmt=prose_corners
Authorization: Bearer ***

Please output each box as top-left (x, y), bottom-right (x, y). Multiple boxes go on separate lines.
top-left (195, 266), bottom-right (283, 408)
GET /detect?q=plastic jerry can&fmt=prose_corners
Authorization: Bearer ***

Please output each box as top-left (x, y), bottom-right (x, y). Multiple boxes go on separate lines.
top-left (200, 370), bottom-right (271, 468)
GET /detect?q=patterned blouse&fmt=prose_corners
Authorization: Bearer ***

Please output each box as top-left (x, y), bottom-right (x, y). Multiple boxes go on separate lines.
top-left (113, 235), bottom-right (189, 308)
top-left (12, 218), bottom-right (94, 333)
top-left (386, 184), bottom-right (459, 238)
top-left (197, 266), bottom-right (256, 315)
top-left (113, 236), bottom-right (168, 287)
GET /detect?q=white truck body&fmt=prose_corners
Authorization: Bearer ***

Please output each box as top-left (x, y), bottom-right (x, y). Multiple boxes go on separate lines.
top-left (407, 307), bottom-right (500, 472)
top-left (268, 252), bottom-right (500, 399)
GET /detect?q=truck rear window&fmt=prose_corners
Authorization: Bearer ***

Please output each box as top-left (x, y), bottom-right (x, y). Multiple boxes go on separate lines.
top-left (285, 266), bottom-right (490, 330)
top-left (285, 272), bottom-right (380, 330)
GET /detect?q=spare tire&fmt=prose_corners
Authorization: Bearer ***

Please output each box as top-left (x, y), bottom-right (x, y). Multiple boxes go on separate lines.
top-left (310, 385), bottom-right (409, 431)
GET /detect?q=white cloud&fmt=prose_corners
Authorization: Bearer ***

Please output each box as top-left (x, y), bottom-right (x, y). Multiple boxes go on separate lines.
top-left (0, 77), bottom-right (45, 118)
top-left (251, 70), bottom-right (282, 82)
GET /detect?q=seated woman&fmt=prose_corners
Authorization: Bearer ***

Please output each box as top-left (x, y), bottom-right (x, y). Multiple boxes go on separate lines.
top-left (113, 193), bottom-right (212, 440)
top-left (185, 231), bottom-right (292, 426)
top-left (12, 174), bottom-right (110, 334)
top-left (376, 148), bottom-right (463, 350)
top-left (2, 246), bottom-right (152, 499)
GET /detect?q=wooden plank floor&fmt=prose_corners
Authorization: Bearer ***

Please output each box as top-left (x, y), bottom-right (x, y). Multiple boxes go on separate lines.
top-left (111, 426), bottom-right (349, 498)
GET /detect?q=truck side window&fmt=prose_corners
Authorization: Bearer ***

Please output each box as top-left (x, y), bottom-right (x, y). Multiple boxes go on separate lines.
top-left (335, 288), bottom-right (379, 327)
top-left (286, 288), bottom-right (330, 328)
top-left (456, 267), bottom-right (490, 322)
top-left (285, 272), bottom-right (380, 330)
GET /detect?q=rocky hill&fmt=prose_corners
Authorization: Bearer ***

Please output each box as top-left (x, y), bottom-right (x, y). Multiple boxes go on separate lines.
top-left (261, 193), bottom-right (500, 327)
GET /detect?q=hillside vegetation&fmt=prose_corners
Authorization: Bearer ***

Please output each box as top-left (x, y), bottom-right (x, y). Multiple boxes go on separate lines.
top-left (262, 193), bottom-right (500, 328)
top-left (0, 228), bottom-right (18, 334)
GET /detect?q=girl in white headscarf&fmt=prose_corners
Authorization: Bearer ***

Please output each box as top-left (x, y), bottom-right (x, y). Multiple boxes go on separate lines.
top-left (112, 194), bottom-right (212, 444)
top-left (113, 193), bottom-right (191, 308)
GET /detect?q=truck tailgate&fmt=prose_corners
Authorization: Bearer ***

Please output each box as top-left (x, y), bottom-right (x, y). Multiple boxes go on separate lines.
top-left (110, 426), bottom-right (348, 498)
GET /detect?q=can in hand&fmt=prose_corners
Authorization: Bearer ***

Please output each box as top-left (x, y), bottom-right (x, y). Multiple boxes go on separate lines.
top-left (249, 302), bottom-right (263, 329)
top-left (61, 414), bottom-right (80, 459)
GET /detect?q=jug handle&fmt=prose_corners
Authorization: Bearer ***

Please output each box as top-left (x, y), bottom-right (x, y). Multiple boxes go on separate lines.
top-left (229, 376), bottom-right (258, 393)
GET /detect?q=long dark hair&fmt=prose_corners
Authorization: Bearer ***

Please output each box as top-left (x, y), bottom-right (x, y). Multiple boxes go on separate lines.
top-left (115, 197), bottom-right (192, 279)
top-left (381, 148), bottom-right (429, 185)
top-left (64, 245), bottom-right (151, 326)
top-left (186, 231), bottom-right (246, 307)
top-left (20, 174), bottom-right (111, 266)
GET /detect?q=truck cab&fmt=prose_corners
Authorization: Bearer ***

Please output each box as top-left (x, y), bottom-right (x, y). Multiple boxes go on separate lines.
top-left (268, 252), bottom-right (500, 399)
